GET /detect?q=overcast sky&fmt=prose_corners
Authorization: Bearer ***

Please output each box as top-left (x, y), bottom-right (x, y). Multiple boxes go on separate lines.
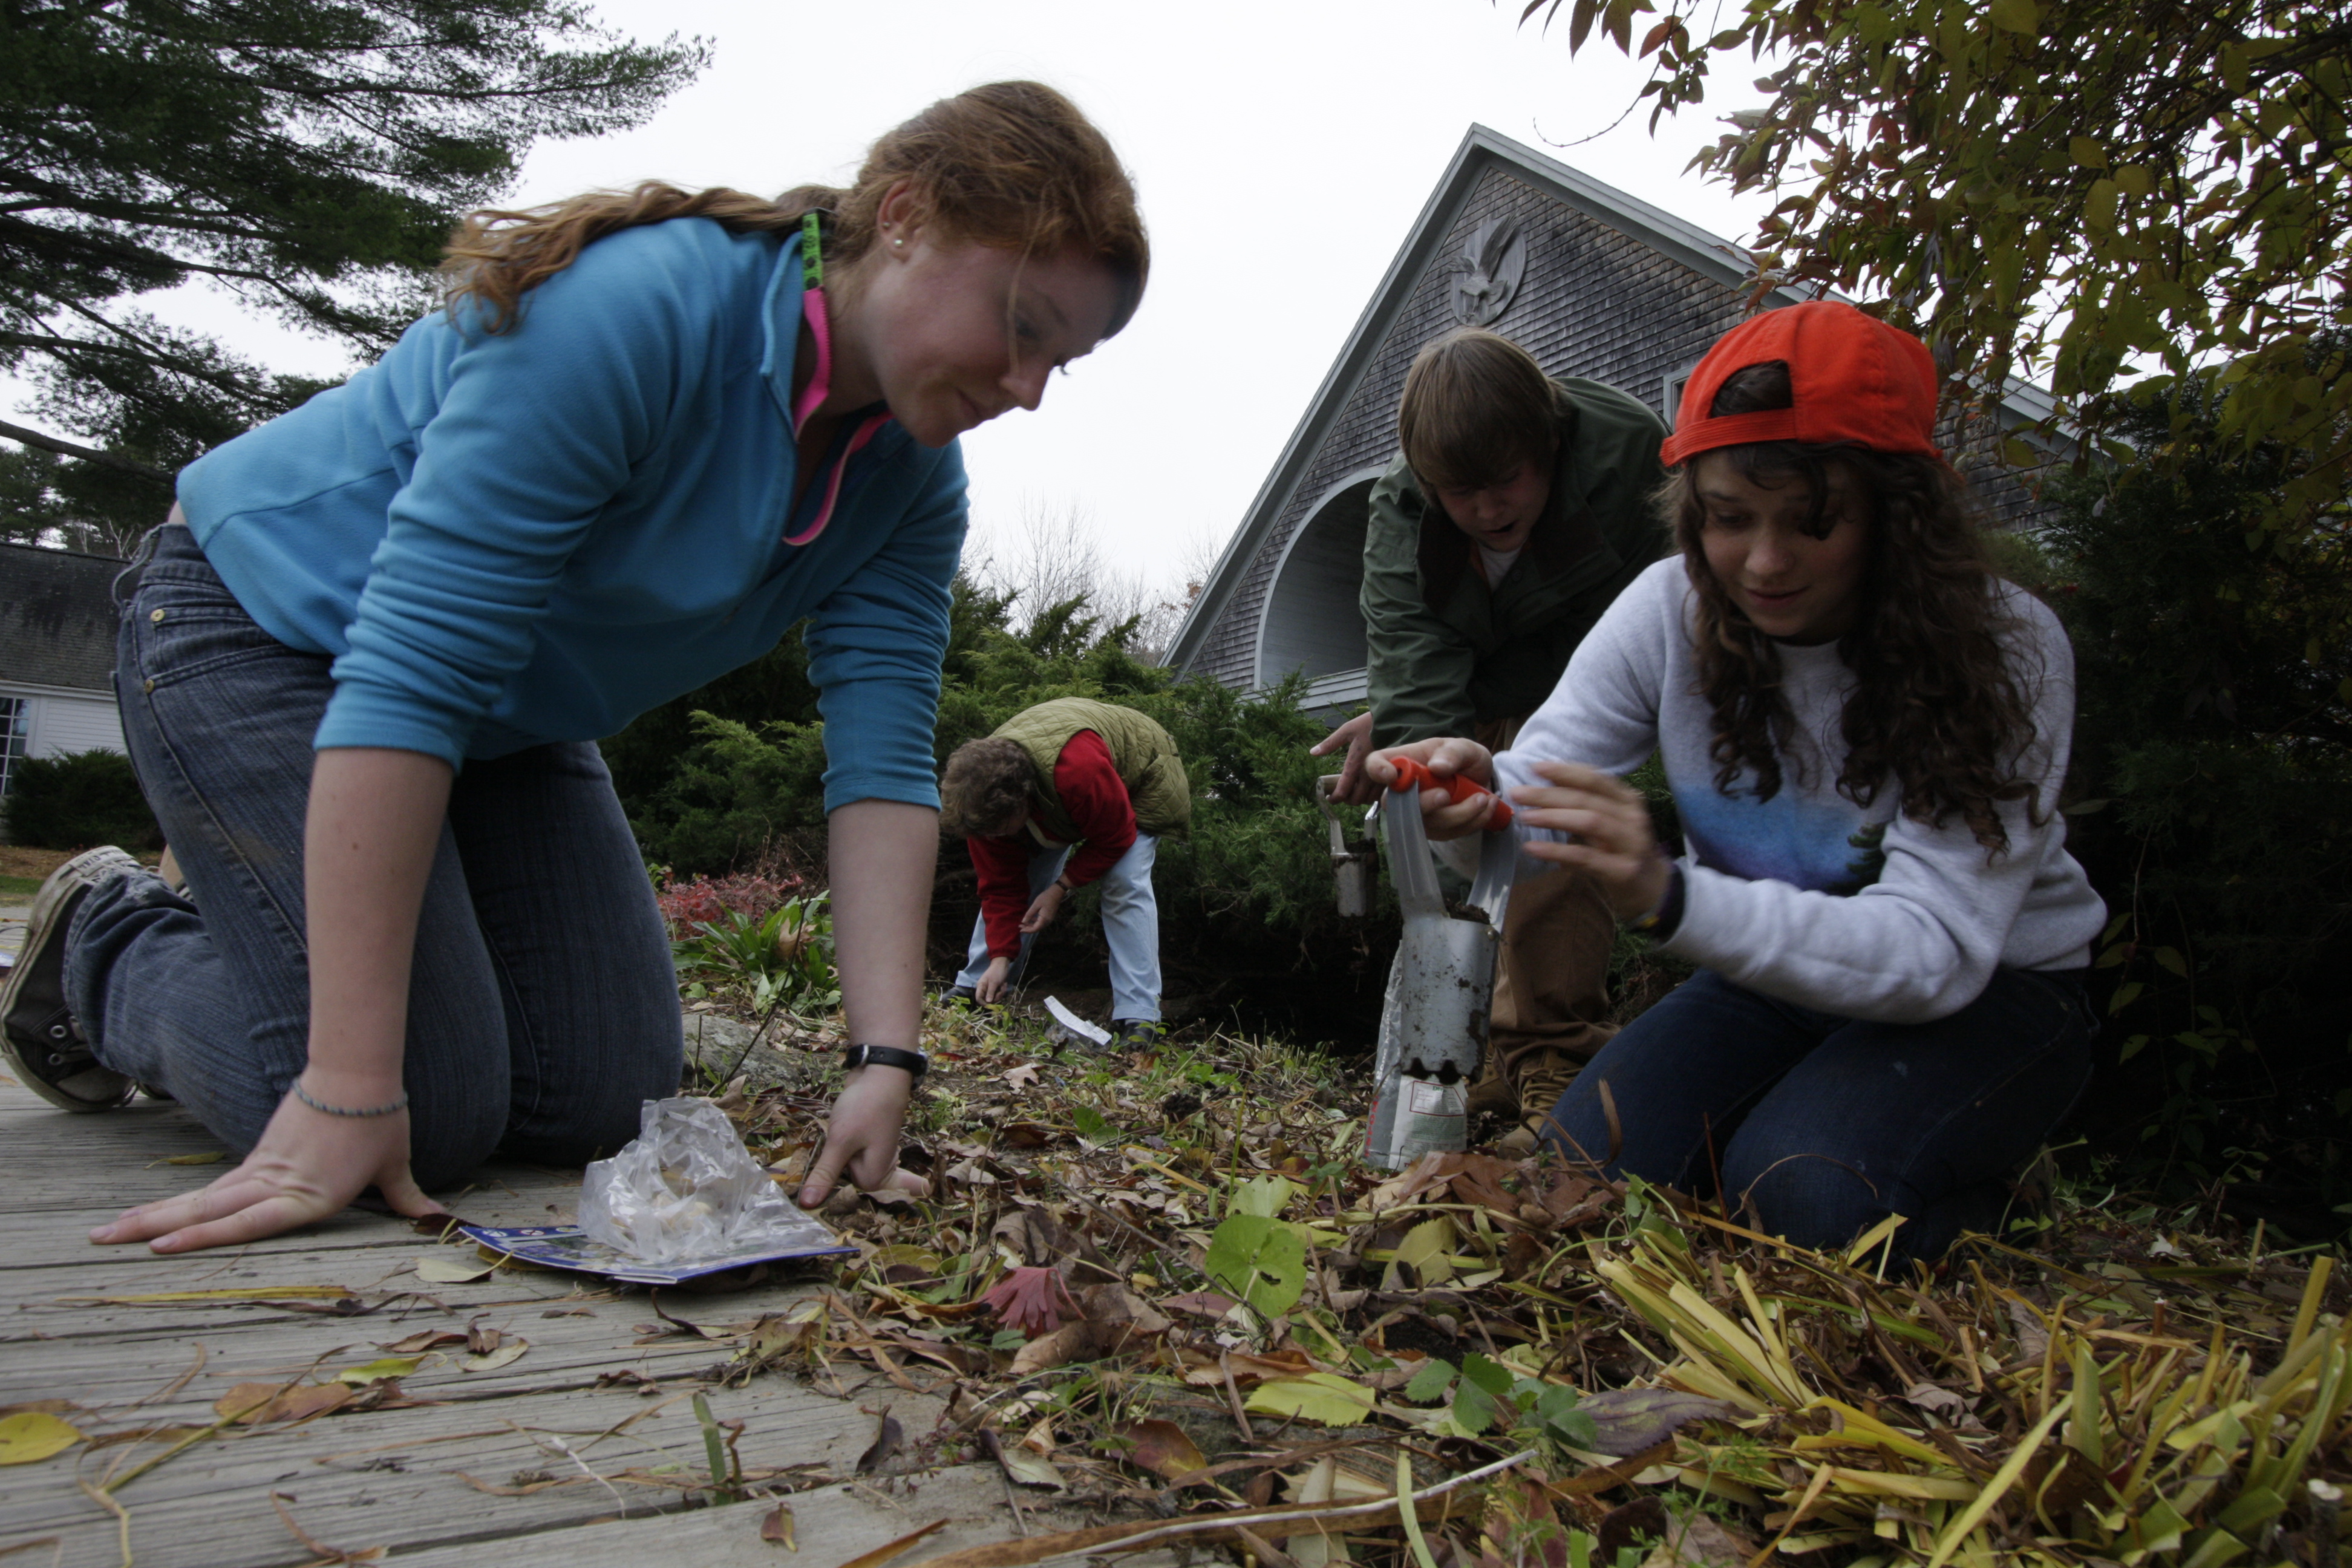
top-left (38, 0), bottom-right (1778, 588)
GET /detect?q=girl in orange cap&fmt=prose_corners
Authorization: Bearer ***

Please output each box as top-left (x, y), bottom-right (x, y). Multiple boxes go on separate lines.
top-left (1369, 300), bottom-right (2105, 1263)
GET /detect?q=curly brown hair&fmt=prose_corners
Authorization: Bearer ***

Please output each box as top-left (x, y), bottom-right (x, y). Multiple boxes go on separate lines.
top-left (440, 80), bottom-right (1148, 335)
top-left (938, 737), bottom-right (1036, 840)
top-left (1670, 362), bottom-right (2046, 852)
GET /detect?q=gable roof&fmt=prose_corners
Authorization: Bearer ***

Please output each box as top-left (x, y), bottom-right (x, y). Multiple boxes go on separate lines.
top-left (1166, 125), bottom-right (2068, 679)
top-left (0, 542), bottom-right (126, 694)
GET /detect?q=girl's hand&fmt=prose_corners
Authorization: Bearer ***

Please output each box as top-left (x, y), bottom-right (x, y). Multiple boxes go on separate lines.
top-left (797, 1065), bottom-right (924, 1207)
top-left (1362, 737), bottom-right (1502, 840)
top-left (973, 953), bottom-right (1014, 1003)
top-left (1019, 883), bottom-right (1065, 934)
top-left (1509, 762), bottom-right (1671, 921)
top-left (90, 1084), bottom-right (443, 1253)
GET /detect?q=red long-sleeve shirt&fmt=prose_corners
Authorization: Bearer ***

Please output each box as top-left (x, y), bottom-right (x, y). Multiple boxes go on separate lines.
top-left (968, 730), bottom-right (1137, 958)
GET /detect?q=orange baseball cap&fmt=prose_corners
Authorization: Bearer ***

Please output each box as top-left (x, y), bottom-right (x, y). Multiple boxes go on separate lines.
top-left (1659, 301), bottom-right (1942, 467)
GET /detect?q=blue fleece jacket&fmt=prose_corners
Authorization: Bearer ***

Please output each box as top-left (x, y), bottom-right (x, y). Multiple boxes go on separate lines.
top-left (175, 218), bottom-right (966, 812)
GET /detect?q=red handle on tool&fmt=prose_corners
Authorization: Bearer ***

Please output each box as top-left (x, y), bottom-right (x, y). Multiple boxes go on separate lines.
top-left (1386, 757), bottom-right (1514, 829)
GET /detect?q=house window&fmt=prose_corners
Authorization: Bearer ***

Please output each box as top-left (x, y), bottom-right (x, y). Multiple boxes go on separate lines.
top-left (0, 696), bottom-right (25, 797)
top-left (1661, 364), bottom-right (1700, 426)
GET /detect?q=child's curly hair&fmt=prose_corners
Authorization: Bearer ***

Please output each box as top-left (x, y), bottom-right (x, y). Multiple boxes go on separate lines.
top-left (1668, 362), bottom-right (2045, 854)
top-left (938, 737), bottom-right (1035, 839)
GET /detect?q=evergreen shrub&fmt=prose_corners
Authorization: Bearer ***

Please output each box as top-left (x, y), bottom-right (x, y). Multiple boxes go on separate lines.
top-left (2029, 384), bottom-right (2351, 1223)
top-left (3, 749), bottom-right (161, 851)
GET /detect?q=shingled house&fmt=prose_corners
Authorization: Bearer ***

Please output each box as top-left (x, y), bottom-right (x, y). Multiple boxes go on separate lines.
top-left (1164, 125), bottom-right (2062, 707)
top-left (0, 543), bottom-right (128, 799)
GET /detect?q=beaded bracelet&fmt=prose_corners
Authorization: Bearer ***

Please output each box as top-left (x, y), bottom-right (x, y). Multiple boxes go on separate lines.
top-left (292, 1080), bottom-right (410, 1118)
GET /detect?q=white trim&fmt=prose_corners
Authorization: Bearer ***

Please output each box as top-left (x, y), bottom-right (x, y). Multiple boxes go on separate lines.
top-left (1247, 465), bottom-right (1389, 689)
top-left (0, 677), bottom-right (114, 701)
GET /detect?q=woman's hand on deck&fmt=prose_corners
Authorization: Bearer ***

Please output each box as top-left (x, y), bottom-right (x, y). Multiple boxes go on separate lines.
top-left (89, 1085), bottom-right (443, 1253)
top-left (1509, 761), bottom-right (1671, 921)
top-left (797, 1065), bottom-right (924, 1207)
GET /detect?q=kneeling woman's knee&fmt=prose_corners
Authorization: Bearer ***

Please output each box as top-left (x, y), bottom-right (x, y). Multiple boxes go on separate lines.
top-left (405, 1091), bottom-right (510, 1192)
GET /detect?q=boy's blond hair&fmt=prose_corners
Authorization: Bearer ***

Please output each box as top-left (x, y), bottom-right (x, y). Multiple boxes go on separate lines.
top-left (1396, 328), bottom-right (1558, 492)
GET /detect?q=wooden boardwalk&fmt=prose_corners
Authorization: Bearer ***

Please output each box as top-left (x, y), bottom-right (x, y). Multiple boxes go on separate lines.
top-left (0, 1079), bottom-right (1100, 1567)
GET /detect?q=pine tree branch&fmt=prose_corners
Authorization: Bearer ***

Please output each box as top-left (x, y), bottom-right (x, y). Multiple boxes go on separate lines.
top-left (0, 418), bottom-right (171, 482)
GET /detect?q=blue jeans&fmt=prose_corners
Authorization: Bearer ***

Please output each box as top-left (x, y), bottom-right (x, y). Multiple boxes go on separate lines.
top-left (1540, 966), bottom-right (2094, 1261)
top-left (64, 524), bottom-right (682, 1188)
top-left (953, 834), bottom-right (1161, 1021)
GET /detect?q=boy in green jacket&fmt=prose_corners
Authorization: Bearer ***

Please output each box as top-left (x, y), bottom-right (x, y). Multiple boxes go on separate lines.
top-left (1316, 328), bottom-right (1667, 1152)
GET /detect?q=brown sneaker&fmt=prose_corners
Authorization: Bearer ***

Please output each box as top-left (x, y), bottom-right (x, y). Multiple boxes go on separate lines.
top-left (1465, 1047), bottom-right (1520, 1119)
top-left (1495, 1047), bottom-right (1585, 1158)
top-left (1, 847), bottom-right (139, 1112)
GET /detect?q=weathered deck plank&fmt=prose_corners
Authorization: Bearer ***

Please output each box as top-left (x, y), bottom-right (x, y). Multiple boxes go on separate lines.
top-left (0, 1078), bottom-right (1019, 1567)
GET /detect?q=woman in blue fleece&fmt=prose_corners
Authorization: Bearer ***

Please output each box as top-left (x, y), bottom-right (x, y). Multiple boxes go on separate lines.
top-left (2, 82), bottom-right (1148, 1255)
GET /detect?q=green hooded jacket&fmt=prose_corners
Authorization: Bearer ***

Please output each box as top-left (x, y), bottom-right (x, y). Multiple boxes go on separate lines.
top-left (1360, 376), bottom-right (1670, 746)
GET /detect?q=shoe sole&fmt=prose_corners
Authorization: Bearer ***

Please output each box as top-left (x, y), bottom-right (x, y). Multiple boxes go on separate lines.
top-left (0, 846), bottom-right (139, 1112)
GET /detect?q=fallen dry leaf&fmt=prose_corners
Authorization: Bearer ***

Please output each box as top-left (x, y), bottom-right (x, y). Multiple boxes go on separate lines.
top-left (1000, 1062), bottom-right (1041, 1089)
top-left (1009, 1320), bottom-right (1101, 1376)
top-left (462, 1339), bottom-right (529, 1373)
top-left (416, 1255), bottom-right (497, 1285)
top-left (0, 1412), bottom-right (83, 1465)
top-left (984, 1426), bottom-right (1068, 1491)
top-left (855, 1410), bottom-right (903, 1473)
top-left (761, 1501), bottom-right (797, 1549)
top-left (1117, 1417), bottom-right (1207, 1483)
top-left (215, 1383), bottom-right (351, 1425)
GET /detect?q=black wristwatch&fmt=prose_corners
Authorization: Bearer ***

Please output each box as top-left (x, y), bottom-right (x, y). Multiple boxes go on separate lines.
top-left (842, 1043), bottom-right (929, 1083)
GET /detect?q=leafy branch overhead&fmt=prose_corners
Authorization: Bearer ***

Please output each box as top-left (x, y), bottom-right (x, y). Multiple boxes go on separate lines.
top-left (0, 0), bottom-right (707, 550)
top-left (1524, 0), bottom-right (2351, 543)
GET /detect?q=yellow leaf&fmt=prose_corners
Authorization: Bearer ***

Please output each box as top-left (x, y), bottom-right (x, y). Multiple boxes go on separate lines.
top-left (335, 1356), bottom-right (422, 1387)
top-left (59, 1286), bottom-right (354, 1304)
top-left (416, 1255), bottom-right (497, 1284)
top-left (0, 1412), bottom-right (84, 1465)
top-left (1245, 1373), bottom-right (1377, 1427)
top-left (2085, 178), bottom-right (2120, 235)
top-left (1394, 1217), bottom-right (1457, 1287)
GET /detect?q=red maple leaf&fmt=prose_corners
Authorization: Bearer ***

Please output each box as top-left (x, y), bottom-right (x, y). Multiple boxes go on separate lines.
top-left (979, 1266), bottom-right (1080, 1339)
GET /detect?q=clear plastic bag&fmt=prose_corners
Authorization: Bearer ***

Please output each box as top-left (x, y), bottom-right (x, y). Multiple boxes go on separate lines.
top-left (576, 1096), bottom-right (799, 1265)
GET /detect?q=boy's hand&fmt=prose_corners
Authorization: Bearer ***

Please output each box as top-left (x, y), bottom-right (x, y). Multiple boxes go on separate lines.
top-left (973, 953), bottom-right (1014, 1003)
top-left (1310, 712), bottom-right (1379, 803)
top-left (1509, 761), bottom-right (1671, 920)
top-left (1362, 738), bottom-right (1500, 840)
top-left (1020, 883), bottom-right (1065, 934)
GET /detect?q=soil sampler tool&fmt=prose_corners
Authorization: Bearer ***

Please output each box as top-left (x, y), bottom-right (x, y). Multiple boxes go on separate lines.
top-left (1364, 759), bottom-right (1520, 1169)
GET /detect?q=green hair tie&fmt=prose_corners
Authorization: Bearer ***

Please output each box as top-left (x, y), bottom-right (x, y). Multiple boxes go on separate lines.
top-left (800, 210), bottom-right (824, 290)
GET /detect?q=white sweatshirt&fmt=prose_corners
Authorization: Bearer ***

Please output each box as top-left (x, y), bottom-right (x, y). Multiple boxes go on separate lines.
top-left (1495, 558), bottom-right (2107, 1024)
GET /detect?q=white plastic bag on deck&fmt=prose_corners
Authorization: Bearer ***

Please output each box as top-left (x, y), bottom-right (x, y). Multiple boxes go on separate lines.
top-left (575, 1096), bottom-right (796, 1265)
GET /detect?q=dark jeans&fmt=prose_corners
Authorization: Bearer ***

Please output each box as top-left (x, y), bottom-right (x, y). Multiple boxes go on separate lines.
top-left (1540, 965), bottom-right (2094, 1261)
top-left (65, 524), bottom-right (682, 1187)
